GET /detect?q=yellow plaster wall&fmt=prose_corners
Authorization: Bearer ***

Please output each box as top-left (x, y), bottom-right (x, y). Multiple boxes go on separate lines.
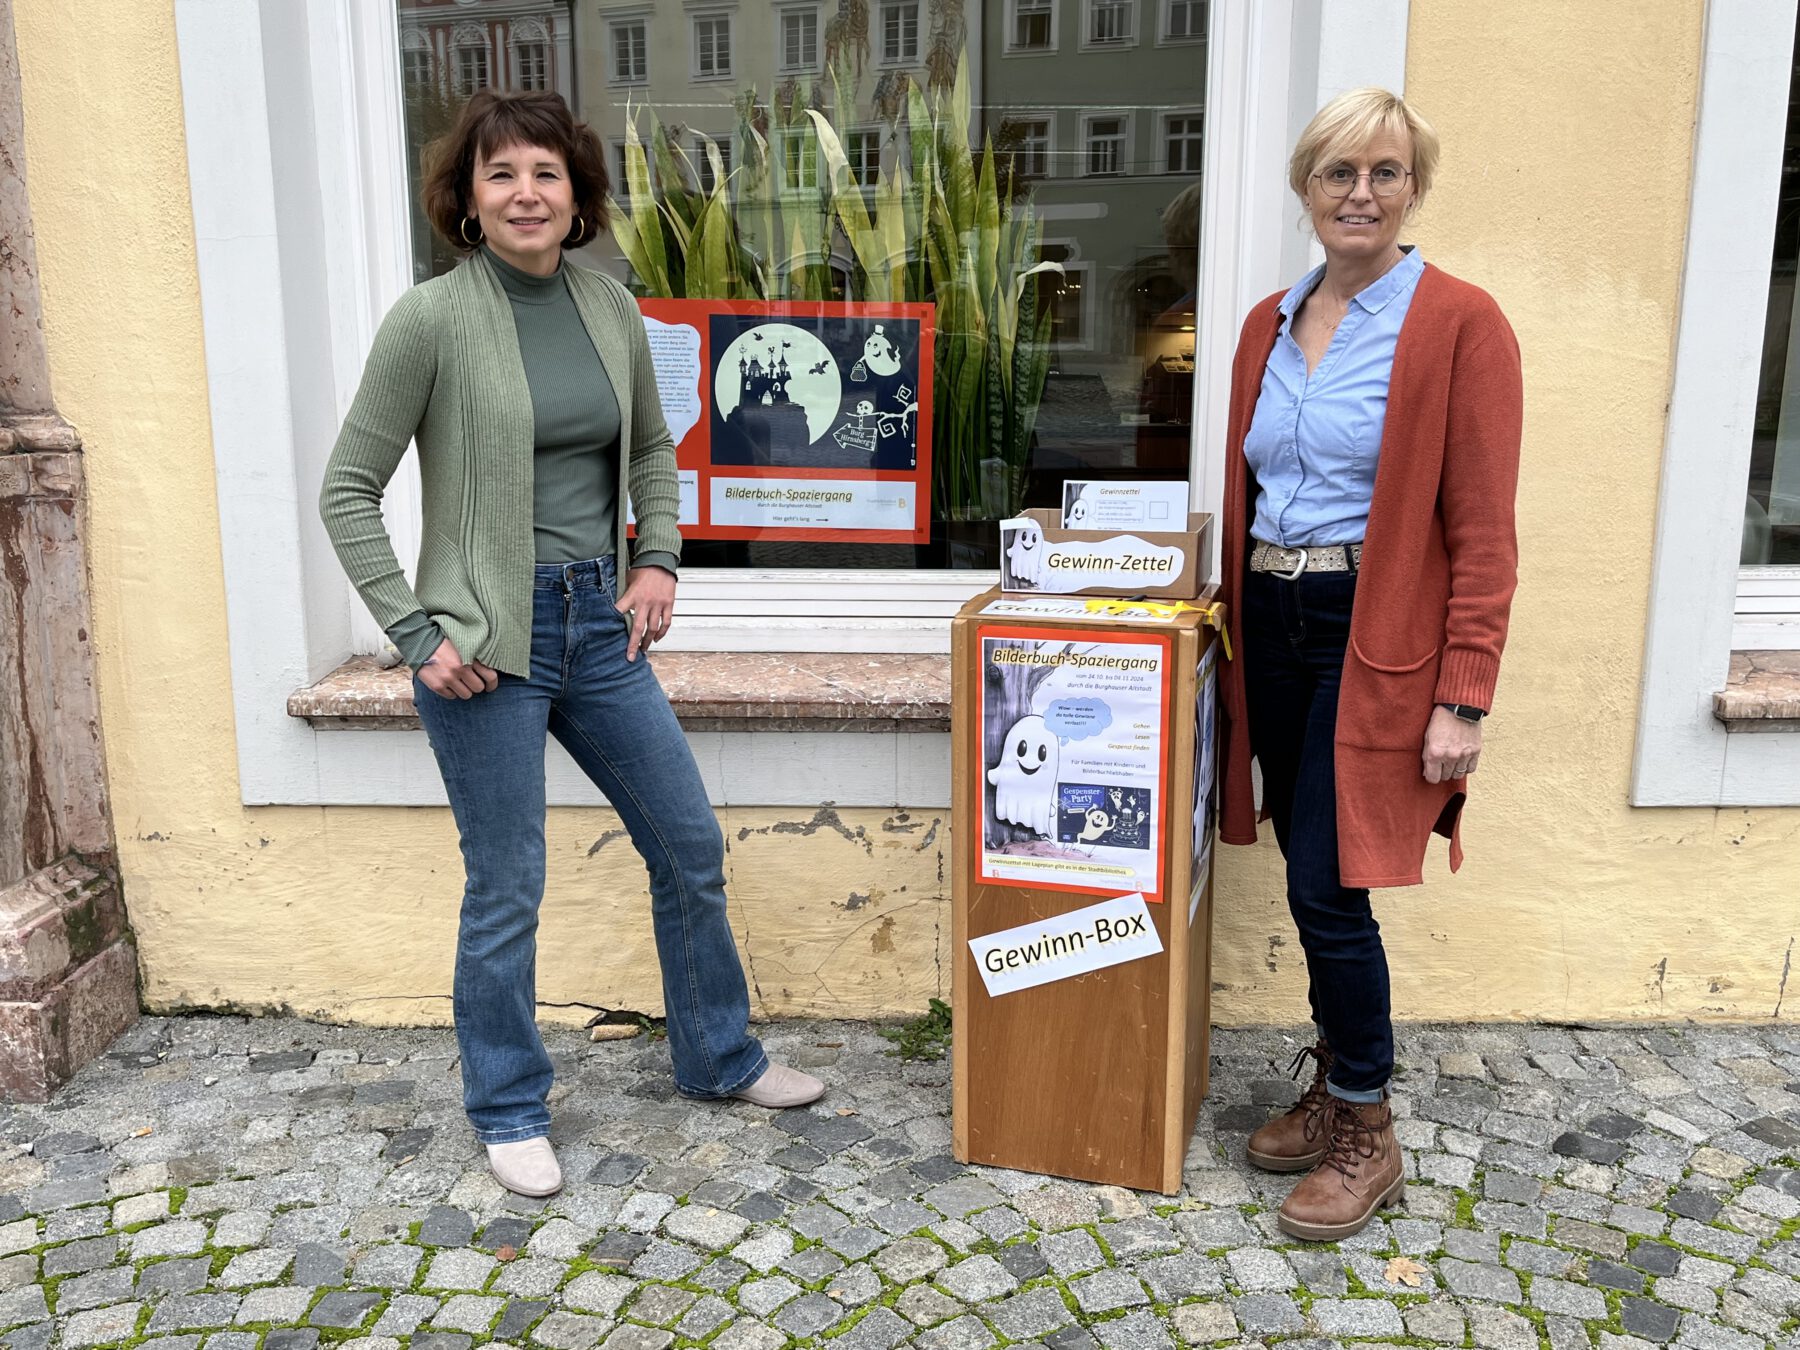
top-left (14, 0), bottom-right (1795, 1030)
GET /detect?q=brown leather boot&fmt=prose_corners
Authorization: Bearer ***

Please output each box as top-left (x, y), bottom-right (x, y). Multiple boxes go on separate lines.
top-left (1246, 1040), bottom-right (1333, 1171)
top-left (1277, 1094), bottom-right (1405, 1241)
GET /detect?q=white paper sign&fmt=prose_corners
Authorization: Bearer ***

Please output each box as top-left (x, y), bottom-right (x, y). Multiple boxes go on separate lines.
top-left (1000, 517), bottom-right (1186, 593)
top-left (969, 893), bottom-right (1164, 997)
top-left (1062, 479), bottom-right (1190, 529)
top-left (710, 477), bottom-right (915, 531)
top-left (641, 316), bottom-right (703, 446)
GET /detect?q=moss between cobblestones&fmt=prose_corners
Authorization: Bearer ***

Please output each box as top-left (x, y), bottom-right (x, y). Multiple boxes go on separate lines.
top-left (167, 1184), bottom-right (188, 1214)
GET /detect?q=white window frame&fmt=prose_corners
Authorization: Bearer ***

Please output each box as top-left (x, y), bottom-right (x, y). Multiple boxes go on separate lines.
top-left (452, 27), bottom-right (490, 96)
top-left (1158, 106), bottom-right (1205, 175)
top-left (1081, 0), bottom-right (1138, 52)
top-left (513, 39), bottom-right (548, 91)
top-left (1635, 0), bottom-right (1800, 806)
top-left (690, 10), bottom-right (733, 82)
top-left (1159, 0), bottom-right (1206, 45)
top-left (1007, 114), bottom-right (1055, 180)
top-left (845, 126), bottom-right (884, 188)
top-left (777, 3), bottom-right (822, 75)
top-left (1079, 110), bottom-right (1133, 178)
top-left (1005, 0), bottom-right (1058, 56)
top-left (877, 0), bottom-right (921, 67)
top-left (176, 0), bottom-right (1407, 804)
top-left (607, 13), bottom-right (649, 87)
top-left (1042, 247), bottom-right (1095, 352)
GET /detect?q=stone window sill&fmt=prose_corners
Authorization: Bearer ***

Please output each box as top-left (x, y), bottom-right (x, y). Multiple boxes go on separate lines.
top-left (288, 653), bottom-right (950, 733)
top-left (1714, 650), bottom-right (1800, 732)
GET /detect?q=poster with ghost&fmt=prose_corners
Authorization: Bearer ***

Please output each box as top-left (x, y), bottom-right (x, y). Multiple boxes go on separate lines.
top-left (977, 625), bottom-right (1173, 903)
top-left (634, 298), bottom-right (933, 543)
top-left (1189, 642), bottom-right (1218, 923)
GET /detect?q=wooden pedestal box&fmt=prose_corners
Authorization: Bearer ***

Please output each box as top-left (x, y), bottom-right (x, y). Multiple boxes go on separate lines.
top-left (950, 588), bottom-right (1223, 1194)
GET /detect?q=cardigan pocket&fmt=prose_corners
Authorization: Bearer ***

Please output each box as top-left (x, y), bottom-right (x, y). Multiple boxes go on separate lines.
top-left (1342, 637), bottom-right (1441, 750)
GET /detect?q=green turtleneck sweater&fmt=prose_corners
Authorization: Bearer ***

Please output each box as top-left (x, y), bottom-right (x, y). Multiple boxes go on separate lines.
top-left (384, 245), bottom-right (676, 666)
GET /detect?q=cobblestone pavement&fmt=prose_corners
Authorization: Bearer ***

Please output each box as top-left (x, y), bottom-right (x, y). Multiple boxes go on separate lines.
top-left (1, 1017), bottom-right (1797, 1350)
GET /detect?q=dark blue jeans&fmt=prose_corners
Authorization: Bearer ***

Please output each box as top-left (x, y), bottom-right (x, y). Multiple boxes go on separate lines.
top-left (1242, 567), bottom-right (1392, 1099)
top-left (413, 556), bottom-right (768, 1142)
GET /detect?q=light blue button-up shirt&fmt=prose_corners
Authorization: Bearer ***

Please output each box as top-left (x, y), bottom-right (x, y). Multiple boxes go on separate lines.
top-left (1244, 247), bottom-right (1425, 548)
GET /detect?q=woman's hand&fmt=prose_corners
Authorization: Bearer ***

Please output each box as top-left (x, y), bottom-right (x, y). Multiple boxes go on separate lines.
top-left (1421, 705), bottom-right (1482, 783)
top-left (615, 565), bottom-right (676, 662)
top-left (418, 637), bottom-right (499, 700)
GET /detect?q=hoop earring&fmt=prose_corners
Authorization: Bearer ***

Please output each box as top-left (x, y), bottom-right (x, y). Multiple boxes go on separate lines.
top-left (564, 216), bottom-right (588, 247)
top-left (460, 216), bottom-right (482, 246)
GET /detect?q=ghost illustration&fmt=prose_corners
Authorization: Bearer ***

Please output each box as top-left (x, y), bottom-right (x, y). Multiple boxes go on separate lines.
top-left (1006, 521), bottom-right (1046, 588)
top-left (1075, 807), bottom-right (1114, 843)
top-left (987, 714), bottom-right (1059, 836)
top-left (862, 324), bottom-right (902, 377)
top-left (1066, 492), bottom-right (1093, 527)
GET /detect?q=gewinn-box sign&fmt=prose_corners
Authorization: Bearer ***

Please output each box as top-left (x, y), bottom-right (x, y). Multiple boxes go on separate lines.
top-left (966, 892), bottom-right (1164, 997)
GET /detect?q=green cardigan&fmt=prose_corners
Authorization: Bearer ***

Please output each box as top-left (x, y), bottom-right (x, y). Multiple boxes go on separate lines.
top-left (319, 250), bottom-right (682, 677)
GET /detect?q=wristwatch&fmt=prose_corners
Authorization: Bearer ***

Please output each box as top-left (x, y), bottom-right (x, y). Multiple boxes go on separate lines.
top-left (1439, 703), bottom-right (1486, 722)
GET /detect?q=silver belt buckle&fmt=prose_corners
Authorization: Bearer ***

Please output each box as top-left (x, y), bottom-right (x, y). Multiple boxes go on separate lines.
top-left (1273, 546), bottom-right (1309, 581)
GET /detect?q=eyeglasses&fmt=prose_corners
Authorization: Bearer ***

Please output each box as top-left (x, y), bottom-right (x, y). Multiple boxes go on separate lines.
top-left (1312, 162), bottom-right (1413, 199)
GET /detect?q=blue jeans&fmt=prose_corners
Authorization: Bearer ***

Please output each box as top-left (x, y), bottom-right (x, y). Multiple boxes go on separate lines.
top-left (413, 556), bottom-right (768, 1143)
top-left (1241, 567), bottom-right (1392, 1100)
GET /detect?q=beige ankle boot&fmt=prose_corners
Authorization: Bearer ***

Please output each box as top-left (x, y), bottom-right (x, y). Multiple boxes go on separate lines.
top-left (486, 1137), bottom-right (563, 1198)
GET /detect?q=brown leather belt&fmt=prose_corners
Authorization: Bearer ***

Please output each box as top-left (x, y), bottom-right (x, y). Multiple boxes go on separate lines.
top-left (1249, 539), bottom-right (1364, 578)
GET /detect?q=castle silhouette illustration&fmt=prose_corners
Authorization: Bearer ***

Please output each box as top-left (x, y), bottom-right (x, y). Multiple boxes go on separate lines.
top-left (726, 334), bottom-right (811, 462)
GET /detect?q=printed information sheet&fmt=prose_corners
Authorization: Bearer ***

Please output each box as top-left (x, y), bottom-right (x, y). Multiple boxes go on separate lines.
top-left (1060, 479), bottom-right (1190, 529)
top-left (977, 625), bottom-right (1172, 902)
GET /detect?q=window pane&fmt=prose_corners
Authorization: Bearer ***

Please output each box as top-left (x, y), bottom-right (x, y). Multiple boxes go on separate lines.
top-left (516, 42), bottom-right (547, 90)
top-left (1748, 22), bottom-right (1800, 564)
top-left (1165, 0), bottom-right (1205, 40)
top-left (394, 0), bottom-right (1207, 572)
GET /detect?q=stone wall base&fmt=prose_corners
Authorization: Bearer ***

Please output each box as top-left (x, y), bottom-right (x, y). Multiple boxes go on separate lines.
top-left (0, 858), bottom-right (138, 1101)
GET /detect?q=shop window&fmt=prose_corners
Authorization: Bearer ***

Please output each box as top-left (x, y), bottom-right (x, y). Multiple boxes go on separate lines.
top-left (1743, 24), bottom-right (1800, 645)
top-left (391, 0), bottom-right (1209, 576)
top-left (1083, 113), bottom-right (1129, 177)
top-left (610, 16), bottom-right (648, 86)
top-left (780, 7), bottom-right (821, 74)
top-left (1009, 0), bottom-right (1055, 53)
top-left (1162, 0), bottom-right (1205, 43)
top-left (1162, 110), bottom-right (1204, 174)
top-left (1084, 0), bottom-right (1134, 48)
top-left (693, 13), bottom-right (733, 81)
top-left (880, 1), bottom-right (921, 66)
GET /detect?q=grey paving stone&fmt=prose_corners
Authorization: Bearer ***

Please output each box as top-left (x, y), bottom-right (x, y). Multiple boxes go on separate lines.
top-left (530, 1311), bottom-right (614, 1350)
top-left (737, 1275), bottom-right (803, 1317)
top-left (493, 1256), bottom-right (566, 1298)
top-left (937, 1253), bottom-right (1018, 1302)
top-left (916, 1313), bottom-right (997, 1350)
top-left (835, 1306), bottom-right (911, 1350)
top-left (292, 1242), bottom-right (348, 1286)
top-left (896, 1284), bottom-right (964, 1328)
top-left (60, 1304), bottom-right (145, 1349)
top-left (496, 1299), bottom-right (552, 1340)
top-left (138, 1256), bottom-right (211, 1299)
top-left (234, 1286), bottom-right (316, 1325)
top-left (432, 1294), bottom-right (506, 1334)
top-left (823, 1225), bottom-right (886, 1260)
top-left (627, 1284), bottom-right (696, 1326)
top-left (1231, 1293), bottom-right (1303, 1336)
top-left (1405, 1300), bottom-right (1467, 1343)
top-left (423, 1247), bottom-right (497, 1291)
top-left (1226, 1246), bottom-right (1296, 1291)
top-left (409, 1333), bottom-right (470, 1350)
top-left (371, 1293), bottom-right (442, 1338)
top-left (876, 1235), bottom-right (948, 1283)
top-left (1444, 1229), bottom-right (1503, 1264)
top-left (661, 1204), bottom-right (749, 1249)
top-left (563, 1273), bottom-right (637, 1316)
top-left (476, 1216), bottom-right (535, 1251)
top-left (1439, 1258), bottom-right (1524, 1303)
top-left (922, 1178), bottom-right (1005, 1217)
top-left (57, 1266), bottom-right (137, 1312)
top-left (219, 1247), bottom-right (294, 1286)
top-left (1092, 1309), bottom-right (1173, 1350)
top-left (309, 1291), bottom-right (383, 1329)
top-left (773, 1292), bottom-right (845, 1338)
top-left (133, 1220), bottom-right (209, 1259)
top-left (1312, 1298), bottom-right (1404, 1337)
top-left (418, 1205), bottom-right (477, 1247)
top-left (43, 1234), bottom-right (119, 1276)
top-left (1531, 1276), bottom-right (1608, 1319)
top-left (710, 1322), bottom-right (786, 1350)
top-left (692, 1255), bottom-right (751, 1290)
top-left (1071, 1268), bottom-right (1150, 1313)
top-left (1040, 1228), bottom-right (1107, 1276)
top-left (352, 1243), bottom-right (424, 1288)
top-left (587, 1232), bottom-right (650, 1268)
top-left (825, 1262), bottom-right (883, 1306)
top-left (1135, 1251), bottom-right (1223, 1300)
top-left (779, 1245), bottom-right (845, 1284)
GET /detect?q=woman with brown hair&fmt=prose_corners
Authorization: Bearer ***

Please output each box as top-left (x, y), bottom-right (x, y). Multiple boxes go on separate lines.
top-left (319, 91), bottom-right (824, 1200)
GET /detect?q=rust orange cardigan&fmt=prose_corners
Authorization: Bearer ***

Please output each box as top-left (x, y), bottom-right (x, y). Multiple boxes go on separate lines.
top-left (1217, 264), bottom-right (1524, 887)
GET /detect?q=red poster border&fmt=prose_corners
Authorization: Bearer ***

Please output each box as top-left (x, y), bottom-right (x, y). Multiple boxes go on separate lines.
top-left (637, 297), bottom-right (935, 544)
top-left (973, 624), bottom-right (1174, 904)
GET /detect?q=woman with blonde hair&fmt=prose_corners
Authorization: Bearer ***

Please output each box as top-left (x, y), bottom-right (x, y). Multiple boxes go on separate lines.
top-left (1216, 88), bottom-right (1523, 1239)
top-left (320, 91), bottom-right (825, 1200)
